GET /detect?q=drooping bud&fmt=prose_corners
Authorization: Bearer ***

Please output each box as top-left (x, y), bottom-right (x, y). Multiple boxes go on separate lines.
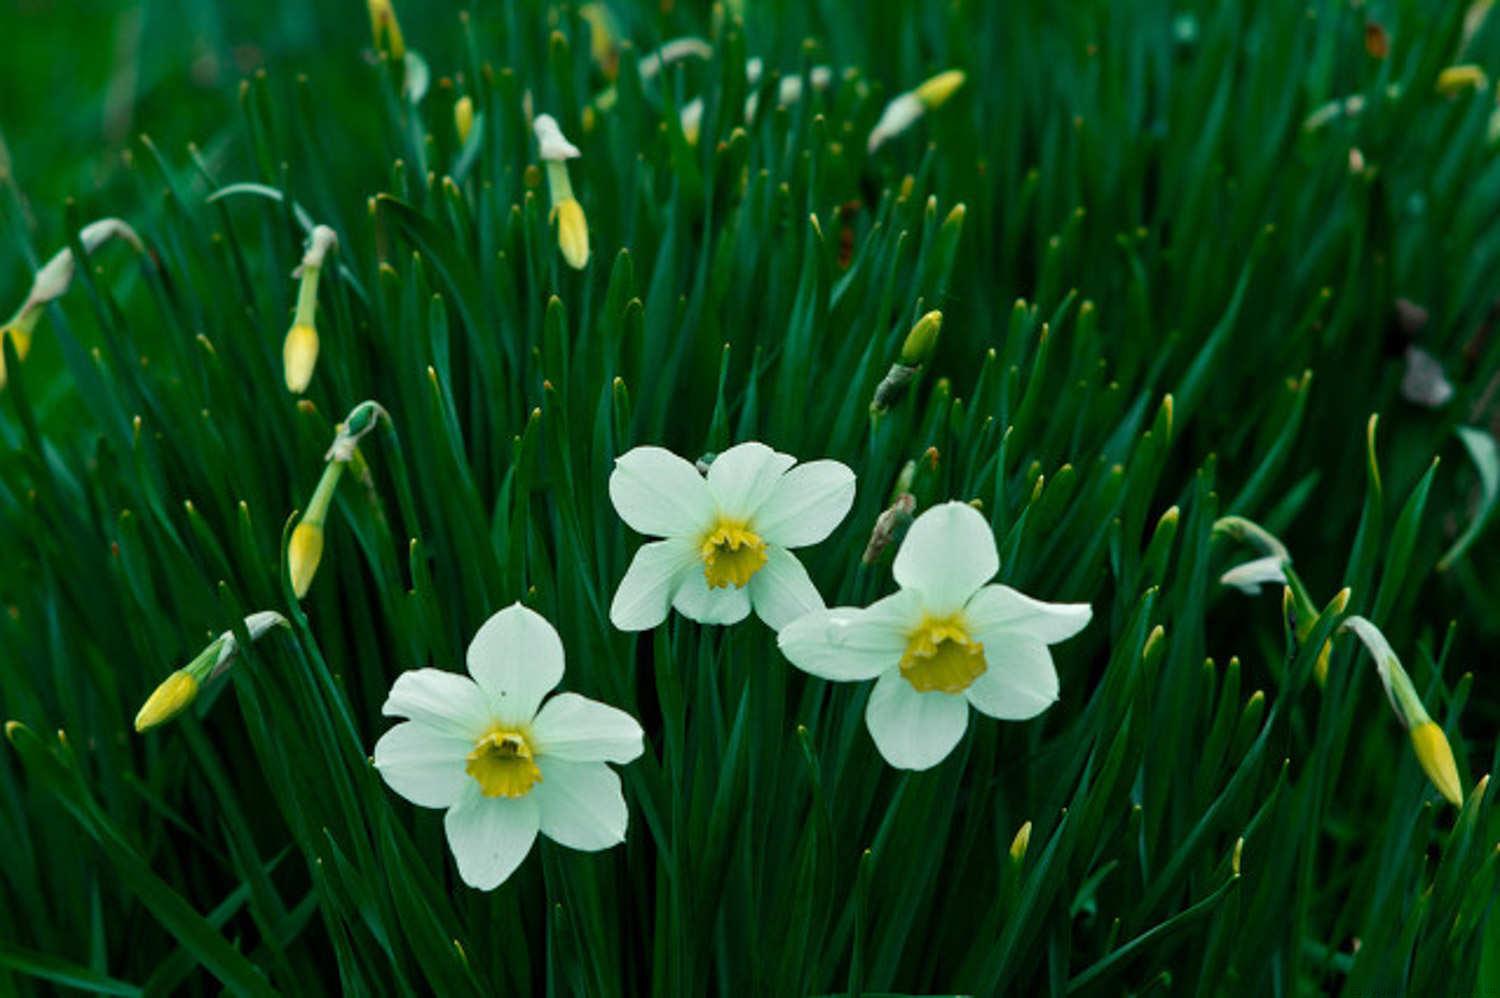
top-left (2, 218), bottom-right (144, 390)
top-left (134, 671), bottom-right (200, 732)
top-left (283, 225), bottom-right (338, 394)
top-left (1342, 614), bottom-right (1465, 806)
top-left (868, 69), bottom-right (965, 153)
top-left (534, 114), bottom-right (590, 270)
top-left (290, 402), bottom-right (388, 598)
top-left (134, 611), bottom-right (288, 732)
top-left (288, 520), bottom-right (327, 599)
top-left (1409, 722), bottom-right (1463, 806)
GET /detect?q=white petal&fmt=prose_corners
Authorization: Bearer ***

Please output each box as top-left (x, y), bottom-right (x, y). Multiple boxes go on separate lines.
top-left (864, 668), bottom-right (970, 770)
top-left (777, 589), bottom-right (919, 682)
top-left (892, 501), bottom-right (999, 612)
top-left (671, 567), bottom-right (753, 625)
top-left (748, 546), bottom-right (826, 630)
top-left (610, 446), bottom-right (715, 537)
top-left (867, 92), bottom-right (924, 153)
top-left (534, 758), bottom-right (629, 851)
top-left (1340, 615), bottom-right (1401, 716)
top-left (467, 604), bottom-right (565, 725)
top-left (1219, 555), bottom-right (1288, 595)
top-left (533, 113), bottom-right (581, 160)
top-left (443, 785), bottom-right (540, 891)
top-left (382, 669), bottom-right (491, 738)
top-left (610, 537), bottom-right (700, 631)
top-left (531, 692), bottom-right (645, 763)
top-left (373, 721), bottom-right (472, 809)
top-left (706, 442), bottom-right (795, 520)
top-left (964, 638), bottom-right (1059, 720)
top-left (753, 460), bottom-right (856, 549)
top-left (964, 584), bottom-right (1092, 645)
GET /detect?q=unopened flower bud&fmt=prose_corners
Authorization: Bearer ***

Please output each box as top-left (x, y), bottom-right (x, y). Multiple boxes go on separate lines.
top-left (455, 96), bottom-right (475, 144)
top-left (868, 69), bottom-right (965, 153)
top-left (1436, 64), bottom-right (1488, 96)
top-left (1409, 721), bottom-right (1463, 806)
top-left (135, 611), bottom-right (287, 732)
top-left (1342, 614), bottom-right (1465, 806)
top-left (134, 671), bottom-right (199, 732)
top-left (283, 225), bottom-right (338, 394)
top-left (1009, 820), bottom-right (1032, 864)
top-left (899, 310), bottom-right (942, 366)
top-left (369, 0), bottom-right (406, 61)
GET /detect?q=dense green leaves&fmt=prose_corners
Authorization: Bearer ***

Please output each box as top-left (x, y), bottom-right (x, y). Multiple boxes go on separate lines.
top-left (1, 0), bottom-right (1497, 994)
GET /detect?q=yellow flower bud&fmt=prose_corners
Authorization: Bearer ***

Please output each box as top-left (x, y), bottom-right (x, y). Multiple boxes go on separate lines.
top-left (289, 521), bottom-right (325, 599)
top-left (555, 198), bottom-right (590, 270)
top-left (1009, 820), bottom-right (1032, 863)
top-left (579, 3), bottom-right (620, 80)
top-left (1, 307), bottom-right (44, 390)
top-left (455, 96), bottom-right (474, 144)
top-left (899, 310), bottom-right (943, 366)
top-left (914, 69), bottom-right (966, 109)
top-left (1436, 64), bottom-right (1488, 96)
top-left (1409, 721), bottom-right (1463, 806)
top-left (283, 322), bottom-right (319, 394)
top-left (456, 96), bottom-right (474, 144)
top-left (1314, 638), bottom-right (1333, 687)
top-left (368, 0), bottom-right (405, 61)
top-left (134, 670), bottom-right (200, 732)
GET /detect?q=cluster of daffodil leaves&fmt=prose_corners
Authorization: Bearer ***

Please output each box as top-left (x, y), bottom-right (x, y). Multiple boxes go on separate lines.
top-left (1, 0), bottom-right (1477, 908)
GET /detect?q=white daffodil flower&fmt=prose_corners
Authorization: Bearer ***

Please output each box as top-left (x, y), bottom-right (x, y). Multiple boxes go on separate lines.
top-left (608, 441), bottom-right (856, 631)
top-left (778, 501), bottom-right (1091, 771)
top-left (373, 604), bottom-right (645, 890)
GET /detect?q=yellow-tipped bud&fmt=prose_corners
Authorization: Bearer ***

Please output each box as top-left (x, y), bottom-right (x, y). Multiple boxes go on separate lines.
top-left (283, 322), bottom-right (319, 394)
top-left (2, 322), bottom-right (33, 363)
top-left (1, 308), bottom-right (43, 389)
top-left (1009, 820), bottom-right (1032, 863)
top-left (555, 198), bottom-right (590, 269)
top-left (1437, 64), bottom-right (1488, 96)
top-left (369, 0), bottom-right (406, 61)
top-left (914, 69), bottom-right (966, 109)
top-left (579, 3), bottom-right (620, 80)
top-left (899, 310), bottom-right (943, 366)
top-left (289, 521), bottom-right (325, 599)
top-left (1409, 721), bottom-right (1463, 806)
top-left (1314, 638), bottom-right (1333, 687)
top-left (455, 96), bottom-right (475, 144)
top-left (134, 670), bottom-right (200, 732)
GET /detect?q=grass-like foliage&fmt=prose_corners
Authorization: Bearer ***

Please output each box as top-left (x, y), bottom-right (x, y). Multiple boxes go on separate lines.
top-left (1, 0), bottom-right (1498, 994)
